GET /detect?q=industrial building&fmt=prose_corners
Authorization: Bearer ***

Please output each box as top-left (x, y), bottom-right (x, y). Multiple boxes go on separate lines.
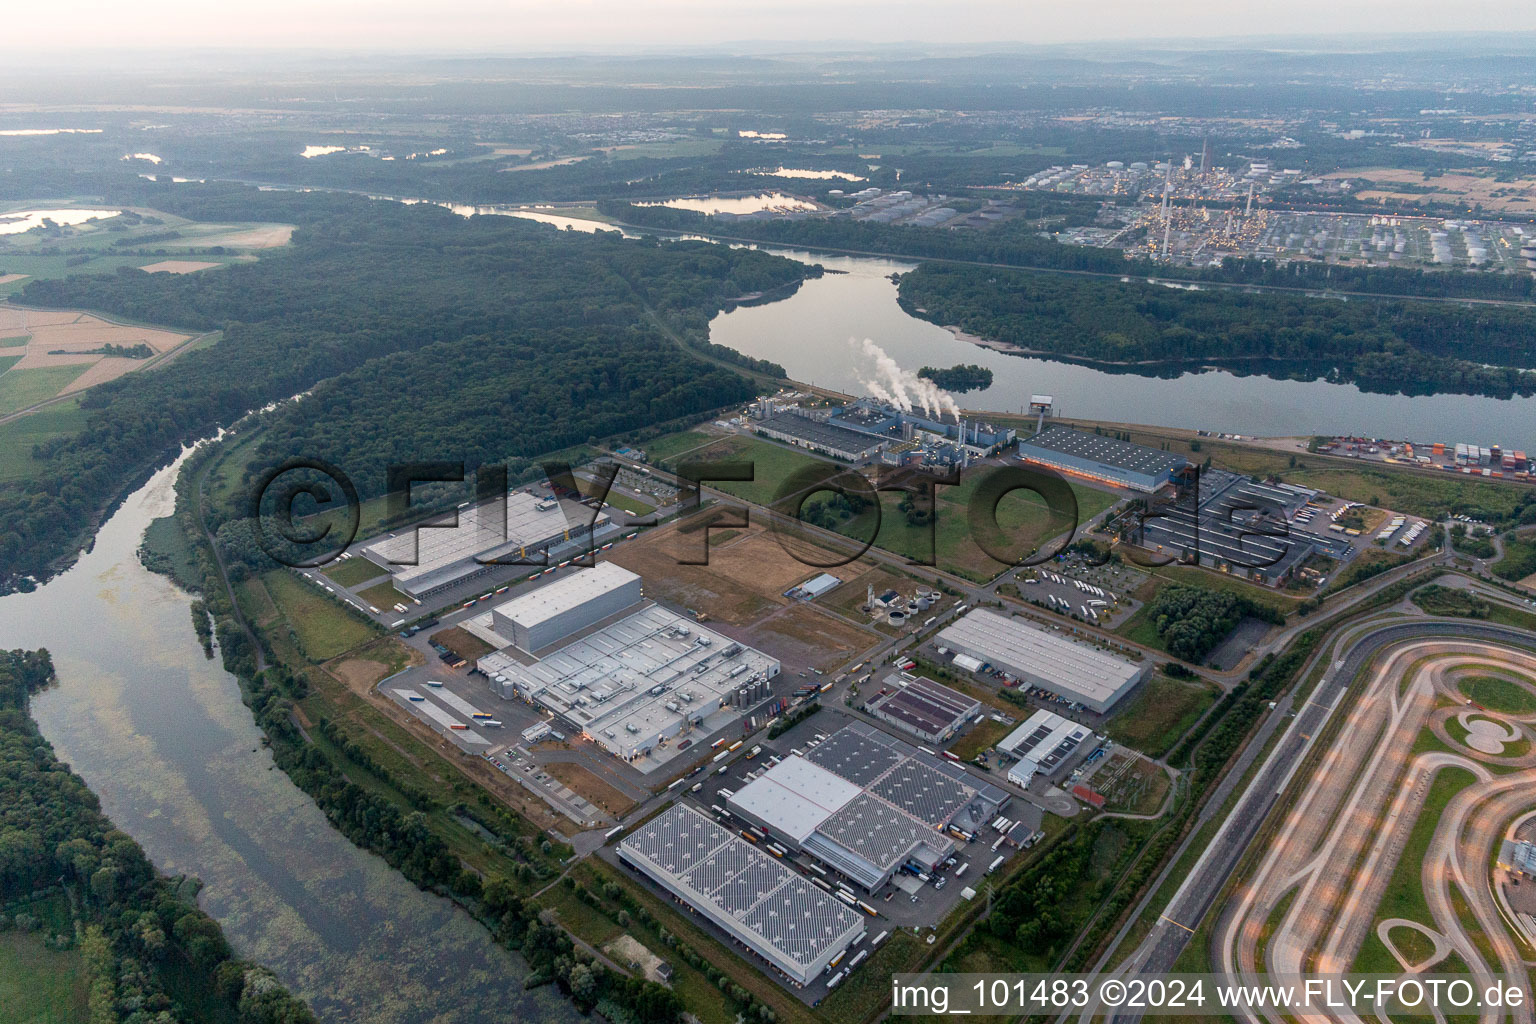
top-left (618, 804), bottom-right (864, 986)
top-left (1131, 470), bottom-right (1339, 586)
top-left (363, 491), bottom-right (611, 598)
top-left (996, 709), bottom-right (1092, 788)
top-left (491, 562), bottom-right (644, 653)
top-left (726, 723), bottom-right (1009, 891)
top-left (756, 410), bottom-right (886, 462)
top-left (828, 399), bottom-right (1016, 457)
top-left (1017, 427), bottom-right (1189, 493)
top-left (1498, 839), bottom-right (1536, 878)
top-left (937, 610), bottom-right (1147, 714)
top-left (786, 572), bottom-right (843, 601)
top-left (474, 567), bottom-right (779, 768)
top-left (866, 673), bottom-right (982, 744)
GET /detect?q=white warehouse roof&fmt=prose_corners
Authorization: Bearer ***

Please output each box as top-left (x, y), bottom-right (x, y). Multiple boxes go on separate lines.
top-left (491, 561), bottom-right (640, 632)
top-left (938, 609), bottom-right (1143, 713)
top-left (727, 755), bottom-right (861, 842)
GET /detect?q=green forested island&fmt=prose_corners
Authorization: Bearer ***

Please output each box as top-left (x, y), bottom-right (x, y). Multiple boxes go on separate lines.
top-left (917, 363), bottom-right (993, 392)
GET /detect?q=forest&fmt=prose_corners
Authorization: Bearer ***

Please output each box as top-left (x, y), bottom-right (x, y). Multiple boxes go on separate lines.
top-left (0, 649), bottom-right (317, 1024)
top-left (598, 200), bottom-right (1536, 303)
top-left (895, 263), bottom-right (1536, 398)
top-left (1145, 584), bottom-right (1284, 663)
top-left (0, 184), bottom-right (810, 590)
top-left (917, 363), bottom-right (993, 392)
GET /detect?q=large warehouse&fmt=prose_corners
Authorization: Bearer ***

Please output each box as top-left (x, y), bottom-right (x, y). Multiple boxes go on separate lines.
top-left (866, 673), bottom-right (982, 744)
top-left (363, 491), bottom-right (611, 598)
top-left (475, 567), bottom-right (779, 769)
top-left (491, 562), bottom-right (644, 652)
top-left (1132, 469), bottom-right (1342, 587)
top-left (1018, 427), bottom-right (1189, 493)
top-left (618, 804), bottom-right (865, 986)
top-left (726, 724), bottom-right (1009, 890)
top-left (937, 609), bottom-right (1147, 714)
top-left (756, 410), bottom-right (886, 462)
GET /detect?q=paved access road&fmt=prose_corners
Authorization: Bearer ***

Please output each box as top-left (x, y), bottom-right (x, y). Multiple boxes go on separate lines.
top-left (1218, 637), bottom-right (1536, 1024)
top-left (1102, 620), bottom-right (1536, 1024)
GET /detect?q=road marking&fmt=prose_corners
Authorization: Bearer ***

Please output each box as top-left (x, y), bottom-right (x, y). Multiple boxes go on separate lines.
top-left (1307, 700), bottom-right (1332, 711)
top-left (1159, 915), bottom-right (1195, 933)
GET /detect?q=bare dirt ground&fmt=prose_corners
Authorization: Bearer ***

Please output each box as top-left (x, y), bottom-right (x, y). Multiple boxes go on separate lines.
top-left (608, 522), bottom-right (808, 625)
top-left (186, 224), bottom-right (293, 248)
top-left (741, 603), bottom-right (874, 674)
top-left (140, 259), bottom-right (222, 274)
top-left (545, 761), bottom-right (637, 817)
top-left (0, 307), bottom-right (191, 396)
top-left (0, 273), bottom-right (27, 286)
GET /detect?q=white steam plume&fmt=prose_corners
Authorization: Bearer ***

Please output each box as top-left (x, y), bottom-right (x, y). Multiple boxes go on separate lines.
top-left (849, 338), bottom-right (961, 421)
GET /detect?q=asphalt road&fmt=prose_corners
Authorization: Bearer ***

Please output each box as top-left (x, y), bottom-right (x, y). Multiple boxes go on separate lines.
top-left (1105, 619), bottom-right (1536, 1024)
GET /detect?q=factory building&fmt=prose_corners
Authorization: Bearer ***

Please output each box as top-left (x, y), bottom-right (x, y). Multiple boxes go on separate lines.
top-left (756, 410), bottom-right (886, 462)
top-left (491, 562), bottom-right (644, 653)
top-left (1017, 427), bottom-right (1189, 493)
top-left (474, 567), bottom-right (779, 769)
top-left (996, 709), bottom-right (1092, 788)
top-left (937, 610), bottom-right (1147, 715)
top-left (1131, 470), bottom-right (1334, 587)
top-left (618, 804), bottom-right (864, 986)
top-left (866, 674), bottom-right (982, 744)
top-left (363, 491), bottom-right (611, 598)
top-left (828, 399), bottom-right (1016, 456)
top-left (725, 723), bottom-right (1009, 891)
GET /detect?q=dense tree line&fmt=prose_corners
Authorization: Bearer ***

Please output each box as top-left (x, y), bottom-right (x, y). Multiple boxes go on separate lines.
top-left (917, 363), bottom-right (993, 391)
top-left (0, 186), bottom-right (809, 589)
top-left (599, 200), bottom-right (1536, 302)
top-left (895, 263), bottom-right (1536, 398)
top-left (0, 649), bottom-right (317, 1024)
top-left (1147, 584), bottom-right (1284, 663)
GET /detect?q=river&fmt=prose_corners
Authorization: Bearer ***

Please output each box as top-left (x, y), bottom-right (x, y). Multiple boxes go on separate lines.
top-left (708, 248), bottom-right (1536, 449)
top-left (0, 449), bottom-right (577, 1024)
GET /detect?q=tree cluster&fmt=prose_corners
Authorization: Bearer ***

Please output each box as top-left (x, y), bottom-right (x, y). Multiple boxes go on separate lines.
top-left (0, 649), bottom-right (317, 1024)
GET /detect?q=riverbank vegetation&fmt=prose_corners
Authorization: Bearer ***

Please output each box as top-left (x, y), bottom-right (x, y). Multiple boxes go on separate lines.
top-left (0, 182), bottom-right (810, 591)
top-left (598, 199), bottom-right (1536, 303)
top-left (0, 648), bottom-right (317, 1024)
top-left (895, 263), bottom-right (1536, 400)
top-left (149, 440), bottom-right (698, 1024)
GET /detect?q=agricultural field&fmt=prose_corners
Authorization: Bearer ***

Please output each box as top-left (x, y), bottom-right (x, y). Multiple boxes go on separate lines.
top-left (0, 930), bottom-right (88, 1024)
top-left (0, 306), bottom-right (191, 412)
top-left (0, 398), bottom-right (87, 482)
top-left (1322, 166), bottom-right (1536, 214)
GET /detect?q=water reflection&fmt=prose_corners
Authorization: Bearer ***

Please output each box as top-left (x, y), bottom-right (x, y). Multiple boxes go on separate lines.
top-left (0, 451), bottom-right (576, 1024)
top-left (709, 248), bottom-right (1536, 448)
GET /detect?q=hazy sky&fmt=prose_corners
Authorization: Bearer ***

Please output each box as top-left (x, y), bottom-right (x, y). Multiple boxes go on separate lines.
top-left (12, 0), bottom-right (1536, 51)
